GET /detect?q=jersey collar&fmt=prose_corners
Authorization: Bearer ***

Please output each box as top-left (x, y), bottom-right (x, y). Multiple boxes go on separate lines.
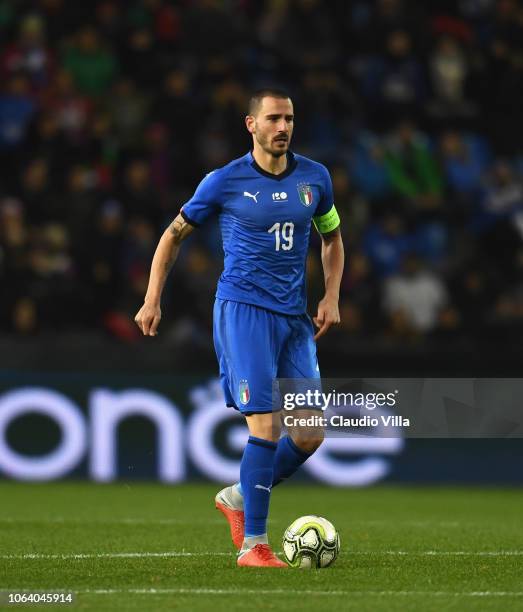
top-left (248, 150), bottom-right (298, 182)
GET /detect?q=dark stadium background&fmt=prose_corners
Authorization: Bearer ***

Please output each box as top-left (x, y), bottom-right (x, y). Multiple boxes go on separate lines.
top-left (1, 0), bottom-right (522, 485)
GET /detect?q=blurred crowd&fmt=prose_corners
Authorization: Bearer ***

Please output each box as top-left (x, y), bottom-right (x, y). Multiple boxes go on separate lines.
top-left (0, 0), bottom-right (522, 347)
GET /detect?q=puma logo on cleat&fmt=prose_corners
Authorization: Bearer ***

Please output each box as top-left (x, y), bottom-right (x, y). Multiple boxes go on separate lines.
top-left (255, 484), bottom-right (272, 492)
top-left (244, 191), bottom-right (259, 203)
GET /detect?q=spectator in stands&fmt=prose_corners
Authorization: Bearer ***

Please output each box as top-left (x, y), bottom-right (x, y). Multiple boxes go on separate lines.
top-left (63, 26), bottom-right (118, 97)
top-left (118, 159), bottom-right (163, 230)
top-left (0, 74), bottom-right (36, 151)
top-left (363, 30), bottom-right (426, 125)
top-left (384, 121), bottom-right (443, 213)
top-left (440, 131), bottom-right (489, 198)
top-left (107, 77), bottom-right (150, 148)
top-left (383, 254), bottom-right (451, 337)
top-left (18, 158), bottom-right (59, 226)
top-left (363, 212), bottom-right (412, 278)
top-left (42, 69), bottom-right (93, 141)
top-left (350, 132), bottom-right (392, 201)
top-left (0, 13), bottom-right (54, 91)
top-left (338, 251), bottom-right (380, 336)
top-left (427, 35), bottom-right (476, 121)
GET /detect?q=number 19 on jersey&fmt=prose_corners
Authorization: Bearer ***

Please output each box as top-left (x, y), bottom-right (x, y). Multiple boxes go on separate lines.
top-left (268, 222), bottom-right (294, 251)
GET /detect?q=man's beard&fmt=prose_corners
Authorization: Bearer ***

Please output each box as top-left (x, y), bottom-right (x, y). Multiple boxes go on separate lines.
top-left (269, 147), bottom-right (287, 158)
top-left (260, 137), bottom-right (289, 157)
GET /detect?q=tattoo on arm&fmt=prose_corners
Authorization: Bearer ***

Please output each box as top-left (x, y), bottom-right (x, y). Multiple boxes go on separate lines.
top-left (168, 213), bottom-right (194, 242)
top-left (162, 213), bottom-right (194, 274)
top-left (169, 217), bottom-right (185, 240)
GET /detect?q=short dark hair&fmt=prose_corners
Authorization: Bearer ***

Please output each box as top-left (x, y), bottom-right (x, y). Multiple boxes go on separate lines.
top-left (248, 87), bottom-right (291, 116)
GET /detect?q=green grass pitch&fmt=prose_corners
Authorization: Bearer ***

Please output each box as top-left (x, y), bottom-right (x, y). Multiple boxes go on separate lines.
top-left (1, 482), bottom-right (522, 611)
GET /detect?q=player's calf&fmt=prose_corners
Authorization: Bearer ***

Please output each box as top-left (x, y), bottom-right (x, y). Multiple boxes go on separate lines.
top-left (289, 430), bottom-right (324, 454)
top-left (284, 408), bottom-right (325, 454)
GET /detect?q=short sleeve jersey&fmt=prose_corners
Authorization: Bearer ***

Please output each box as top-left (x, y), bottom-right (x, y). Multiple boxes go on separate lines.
top-left (181, 151), bottom-right (338, 315)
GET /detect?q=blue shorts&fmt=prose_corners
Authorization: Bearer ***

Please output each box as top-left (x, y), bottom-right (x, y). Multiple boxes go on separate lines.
top-left (213, 298), bottom-right (320, 415)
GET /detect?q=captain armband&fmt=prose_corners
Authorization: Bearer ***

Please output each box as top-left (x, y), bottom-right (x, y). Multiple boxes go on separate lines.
top-left (313, 205), bottom-right (340, 234)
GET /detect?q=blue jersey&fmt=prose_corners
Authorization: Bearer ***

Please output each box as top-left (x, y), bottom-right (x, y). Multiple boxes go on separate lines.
top-left (181, 151), bottom-right (337, 315)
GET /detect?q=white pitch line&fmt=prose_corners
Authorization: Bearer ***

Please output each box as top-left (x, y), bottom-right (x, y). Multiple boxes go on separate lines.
top-left (351, 550), bottom-right (523, 557)
top-left (0, 518), bottom-right (223, 525)
top-left (2, 550), bottom-right (523, 560)
top-left (1, 552), bottom-right (233, 560)
top-left (348, 520), bottom-right (463, 527)
top-left (4, 588), bottom-right (523, 598)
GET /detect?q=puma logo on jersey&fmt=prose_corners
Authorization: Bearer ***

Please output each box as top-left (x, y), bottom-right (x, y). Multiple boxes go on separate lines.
top-left (255, 484), bottom-right (272, 493)
top-left (244, 191), bottom-right (260, 203)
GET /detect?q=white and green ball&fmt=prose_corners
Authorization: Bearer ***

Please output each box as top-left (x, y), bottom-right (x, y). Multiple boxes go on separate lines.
top-left (282, 515), bottom-right (340, 568)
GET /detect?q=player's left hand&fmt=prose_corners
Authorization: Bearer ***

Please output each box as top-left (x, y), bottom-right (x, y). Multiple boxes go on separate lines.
top-left (313, 295), bottom-right (340, 341)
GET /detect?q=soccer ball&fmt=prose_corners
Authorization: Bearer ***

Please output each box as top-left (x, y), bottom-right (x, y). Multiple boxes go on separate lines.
top-left (282, 515), bottom-right (340, 568)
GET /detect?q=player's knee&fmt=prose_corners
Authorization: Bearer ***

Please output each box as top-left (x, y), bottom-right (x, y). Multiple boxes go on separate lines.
top-left (246, 414), bottom-right (281, 442)
top-left (254, 427), bottom-right (281, 443)
top-left (291, 430), bottom-right (324, 454)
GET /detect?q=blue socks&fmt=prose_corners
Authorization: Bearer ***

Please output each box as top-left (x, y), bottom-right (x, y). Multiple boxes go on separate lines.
top-left (238, 436), bottom-right (313, 537)
top-left (237, 435), bottom-right (312, 537)
top-left (240, 436), bottom-right (277, 537)
top-left (272, 435), bottom-right (312, 486)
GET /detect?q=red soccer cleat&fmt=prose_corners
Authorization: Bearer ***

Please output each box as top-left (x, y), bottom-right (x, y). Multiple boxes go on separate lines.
top-left (237, 544), bottom-right (287, 568)
top-left (215, 488), bottom-right (244, 550)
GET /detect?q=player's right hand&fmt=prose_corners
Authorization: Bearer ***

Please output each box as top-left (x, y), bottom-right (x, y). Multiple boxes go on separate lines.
top-left (134, 302), bottom-right (161, 336)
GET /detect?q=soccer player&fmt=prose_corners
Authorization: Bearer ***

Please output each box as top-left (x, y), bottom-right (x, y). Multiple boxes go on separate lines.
top-left (134, 88), bottom-right (344, 567)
